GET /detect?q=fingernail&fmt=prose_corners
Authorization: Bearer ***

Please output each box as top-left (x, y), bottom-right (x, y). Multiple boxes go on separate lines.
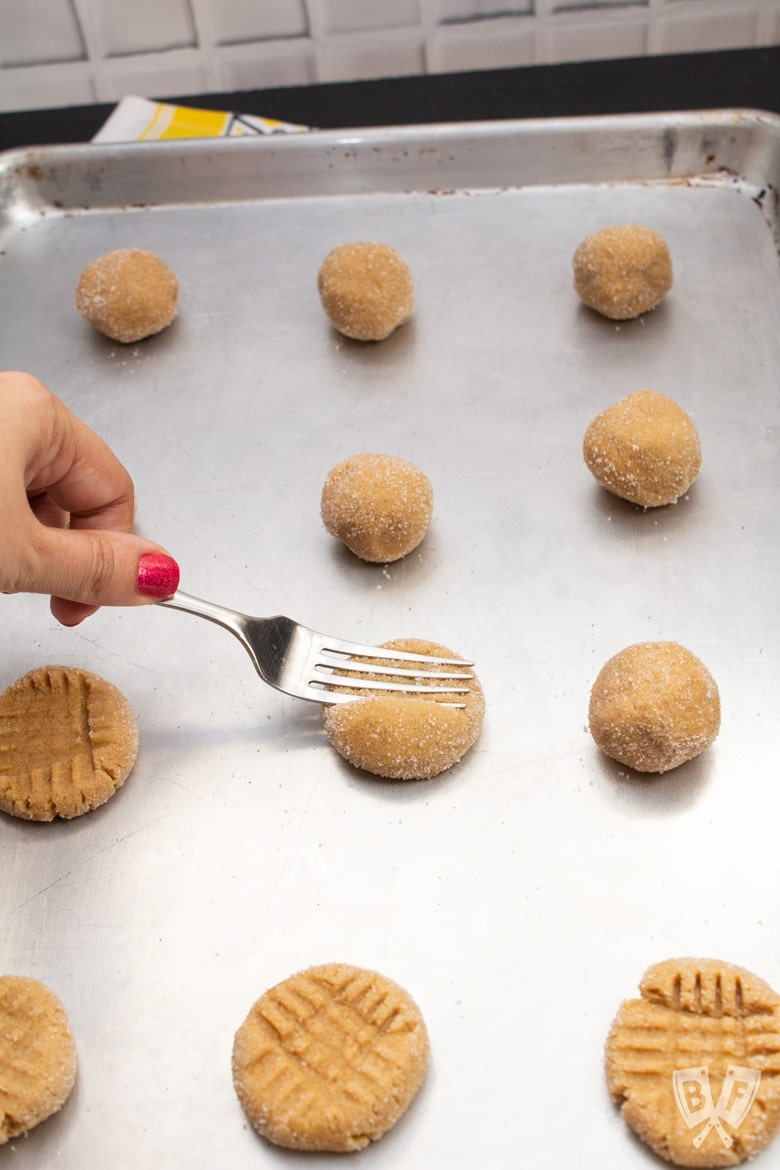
top-left (136, 554), bottom-right (180, 600)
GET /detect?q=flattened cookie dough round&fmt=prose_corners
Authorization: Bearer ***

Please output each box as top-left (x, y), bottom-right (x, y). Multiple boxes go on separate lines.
top-left (0, 975), bottom-right (77, 1145)
top-left (0, 666), bottom-right (139, 821)
top-left (323, 638), bottom-right (484, 780)
top-left (317, 241), bottom-right (414, 341)
top-left (321, 453), bottom-right (433, 563)
top-left (606, 958), bottom-right (780, 1167)
top-left (573, 224), bottom-right (672, 319)
top-left (232, 962), bottom-right (429, 1152)
top-left (589, 642), bottom-right (720, 774)
top-left (583, 389), bottom-right (701, 507)
top-left (75, 247), bottom-right (178, 343)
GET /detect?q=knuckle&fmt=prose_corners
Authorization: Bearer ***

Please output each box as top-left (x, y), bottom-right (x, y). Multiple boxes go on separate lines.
top-left (1, 533), bottom-right (36, 595)
top-left (86, 538), bottom-right (119, 599)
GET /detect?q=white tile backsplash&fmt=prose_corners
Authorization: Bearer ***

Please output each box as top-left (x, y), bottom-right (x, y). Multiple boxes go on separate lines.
top-left (316, 0), bottom-right (423, 35)
top-left (429, 18), bottom-right (536, 70)
top-left (0, 65), bottom-right (95, 109)
top-left (1, 0), bottom-right (85, 67)
top-left (553, 0), bottom-right (646, 9)
top-left (435, 0), bottom-right (533, 21)
top-left (546, 15), bottom-right (648, 60)
top-left (318, 35), bottom-right (425, 81)
top-left (1, 0), bottom-right (777, 113)
top-left (656, 8), bottom-right (759, 52)
top-left (93, 55), bottom-right (210, 101)
top-left (202, 0), bottom-right (308, 46)
top-left (98, 0), bottom-right (196, 56)
top-left (218, 45), bottom-right (316, 89)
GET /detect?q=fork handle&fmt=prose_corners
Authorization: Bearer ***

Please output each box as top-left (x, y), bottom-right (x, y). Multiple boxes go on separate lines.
top-left (158, 590), bottom-right (245, 638)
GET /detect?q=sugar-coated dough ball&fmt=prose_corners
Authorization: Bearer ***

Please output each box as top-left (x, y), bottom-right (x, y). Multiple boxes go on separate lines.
top-left (573, 225), bottom-right (672, 319)
top-left (0, 975), bottom-right (77, 1144)
top-left (317, 241), bottom-right (414, 340)
top-left (583, 389), bottom-right (701, 507)
top-left (323, 638), bottom-right (484, 780)
top-left (321, 453), bottom-right (433, 562)
top-left (75, 247), bottom-right (178, 343)
top-left (232, 963), bottom-right (429, 1151)
top-left (589, 641), bottom-right (720, 774)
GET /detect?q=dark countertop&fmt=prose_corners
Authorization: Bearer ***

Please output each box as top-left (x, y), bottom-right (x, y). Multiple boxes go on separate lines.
top-left (1, 45), bottom-right (778, 152)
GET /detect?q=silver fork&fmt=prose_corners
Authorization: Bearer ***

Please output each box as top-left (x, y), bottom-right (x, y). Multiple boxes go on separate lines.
top-left (159, 590), bottom-right (474, 706)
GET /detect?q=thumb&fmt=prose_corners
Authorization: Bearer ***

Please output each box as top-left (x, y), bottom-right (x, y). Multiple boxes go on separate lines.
top-left (30, 526), bottom-right (180, 626)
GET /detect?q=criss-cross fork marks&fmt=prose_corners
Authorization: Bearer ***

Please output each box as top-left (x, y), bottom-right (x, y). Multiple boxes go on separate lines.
top-left (1, 668), bottom-right (94, 816)
top-left (608, 978), bottom-right (780, 1160)
top-left (611, 1009), bottom-right (780, 1083)
top-left (0, 666), bottom-right (139, 821)
top-left (238, 968), bottom-right (430, 1123)
top-left (241, 969), bottom-right (421, 1108)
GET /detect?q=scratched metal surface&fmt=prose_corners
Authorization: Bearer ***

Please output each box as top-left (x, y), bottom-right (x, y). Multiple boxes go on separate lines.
top-left (1, 111), bottom-right (779, 1168)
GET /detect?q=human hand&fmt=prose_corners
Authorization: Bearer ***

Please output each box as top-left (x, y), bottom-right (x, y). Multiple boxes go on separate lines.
top-left (0, 371), bottom-right (179, 626)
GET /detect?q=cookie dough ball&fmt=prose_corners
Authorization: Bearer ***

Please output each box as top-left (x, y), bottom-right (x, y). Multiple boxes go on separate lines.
top-left (584, 389), bottom-right (701, 507)
top-left (0, 666), bottom-right (139, 821)
top-left (323, 638), bottom-right (484, 780)
top-left (0, 976), bottom-right (77, 1144)
top-left (75, 247), bottom-right (178, 343)
top-left (606, 958), bottom-right (780, 1166)
top-left (317, 241), bottom-right (414, 340)
top-left (321, 453), bottom-right (433, 563)
top-left (232, 963), bottom-right (429, 1151)
top-left (573, 224), bottom-right (672, 319)
top-left (589, 642), bottom-right (720, 774)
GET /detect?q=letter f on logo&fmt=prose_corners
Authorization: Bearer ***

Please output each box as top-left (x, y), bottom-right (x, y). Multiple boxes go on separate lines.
top-left (718, 1066), bottom-right (761, 1129)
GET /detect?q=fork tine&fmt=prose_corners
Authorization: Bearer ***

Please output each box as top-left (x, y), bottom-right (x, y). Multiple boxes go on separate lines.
top-left (311, 639), bottom-right (474, 706)
top-left (315, 674), bottom-right (472, 695)
top-left (317, 638), bottom-right (474, 669)
top-left (311, 633), bottom-right (475, 704)
top-left (307, 683), bottom-right (469, 708)
top-left (314, 660), bottom-right (473, 681)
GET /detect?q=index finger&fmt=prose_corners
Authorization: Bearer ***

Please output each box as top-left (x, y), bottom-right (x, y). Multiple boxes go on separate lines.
top-left (4, 372), bottom-right (136, 534)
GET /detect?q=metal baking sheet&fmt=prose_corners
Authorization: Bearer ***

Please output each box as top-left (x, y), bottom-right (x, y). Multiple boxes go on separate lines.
top-left (1, 110), bottom-right (779, 1168)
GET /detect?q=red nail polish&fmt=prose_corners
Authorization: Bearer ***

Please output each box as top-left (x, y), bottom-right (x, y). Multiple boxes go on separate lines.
top-left (137, 554), bottom-right (180, 600)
